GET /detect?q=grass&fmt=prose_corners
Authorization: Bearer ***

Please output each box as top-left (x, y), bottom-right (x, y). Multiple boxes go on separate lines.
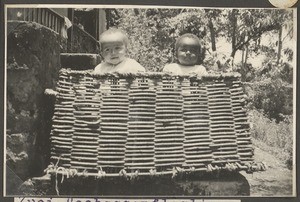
top-left (248, 109), bottom-right (293, 169)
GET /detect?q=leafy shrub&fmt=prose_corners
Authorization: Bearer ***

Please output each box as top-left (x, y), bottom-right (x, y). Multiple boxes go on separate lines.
top-left (248, 109), bottom-right (293, 169)
top-left (247, 76), bottom-right (292, 122)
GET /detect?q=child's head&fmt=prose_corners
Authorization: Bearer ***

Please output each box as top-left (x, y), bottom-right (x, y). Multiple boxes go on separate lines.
top-left (175, 33), bottom-right (203, 66)
top-left (99, 28), bottom-right (129, 65)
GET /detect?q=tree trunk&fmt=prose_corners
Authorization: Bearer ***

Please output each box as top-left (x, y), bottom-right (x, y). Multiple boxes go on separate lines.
top-left (230, 9), bottom-right (238, 58)
top-left (277, 25), bottom-right (283, 64)
top-left (241, 47), bottom-right (245, 67)
top-left (243, 45), bottom-right (250, 81)
top-left (244, 45), bottom-right (249, 67)
top-left (208, 19), bottom-right (216, 51)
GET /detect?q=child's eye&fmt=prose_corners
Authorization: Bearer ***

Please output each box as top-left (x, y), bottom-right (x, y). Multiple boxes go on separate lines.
top-left (103, 48), bottom-right (110, 52)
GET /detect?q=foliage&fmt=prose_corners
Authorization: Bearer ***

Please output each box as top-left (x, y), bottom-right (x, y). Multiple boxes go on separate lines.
top-left (103, 8), bottom-right (295, 171)
top-left (244, 56), bottom-right (293, 121)
top-left (105, 9), bottom-right (120, 29)
top-left (248, 109), bottom-right (293, 169)
top-left (203, 51), bottom-right (234, 72)
top-left (109, 8), bottom-right (237, 71)
top-left (247, 77), bottom-right (292, 122)
top-left (106, 8), bottom-right (294, 118)
top-left (226, 9), bottom-right (292, 57)
top-left (106, 8), bottom-right (293, 72)
top-left (112, 9), bottom-right (175, 71)
top-left (257, 61), bottom-right (293, 84)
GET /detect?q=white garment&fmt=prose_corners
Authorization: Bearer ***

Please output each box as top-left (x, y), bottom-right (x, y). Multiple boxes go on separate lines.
top-left (163, 63), bottom-right (208, 76)
top-left (94, 58), bottom-right (145, 74)
top-left (61, 16), bottom-right (72, 39)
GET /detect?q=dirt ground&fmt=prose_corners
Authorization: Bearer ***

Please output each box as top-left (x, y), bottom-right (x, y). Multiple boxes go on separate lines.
top-left (241, 146), bottom-right (294, 196)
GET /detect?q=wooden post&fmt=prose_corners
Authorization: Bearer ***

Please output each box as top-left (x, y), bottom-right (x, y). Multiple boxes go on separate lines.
top-left (55, 17), bottom-right (58, 33)
top-left (68, 8), bottom-right (74, 50)
top-left (49, 13), bottom-right (51, 29)
top-left (37, 8), bottom-right (41, 24)
top-left (41, 8), bottom-right (44, 25)
top-left (97, 9), bottom-right (107, 40)
top-left (51, 14), bottom-right (54, 29)
top-left (32, 8), bottom-right (36, 22)
top-left (22, 8), bottom-right (24, 20)
top-left (45, 11), bottom-right (48, 27)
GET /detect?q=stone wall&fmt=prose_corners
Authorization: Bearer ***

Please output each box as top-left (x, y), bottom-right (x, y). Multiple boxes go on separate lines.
top-left (6, 21), bottom-right (63, 194)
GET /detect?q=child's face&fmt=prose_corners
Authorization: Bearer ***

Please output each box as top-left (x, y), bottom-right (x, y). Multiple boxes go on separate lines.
top-left (177, 37), bottom-right (200, 66)
top-left (101, 34), bottom-right (127, 65)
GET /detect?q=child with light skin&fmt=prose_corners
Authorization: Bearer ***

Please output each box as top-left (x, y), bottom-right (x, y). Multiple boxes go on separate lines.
top-left (94, 28), bottom-right (145, 74)
top-left (163, 33), bottom-right (207, 75)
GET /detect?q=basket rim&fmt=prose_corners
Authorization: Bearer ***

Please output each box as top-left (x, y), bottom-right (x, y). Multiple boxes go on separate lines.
top-left (59, 68), bottom-right (241, 80)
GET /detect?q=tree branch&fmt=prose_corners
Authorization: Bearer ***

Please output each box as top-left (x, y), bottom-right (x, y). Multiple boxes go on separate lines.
top-left (282, 27), bottom-right (293, 42)
top-left (234, 24), bottom-right (280, 52)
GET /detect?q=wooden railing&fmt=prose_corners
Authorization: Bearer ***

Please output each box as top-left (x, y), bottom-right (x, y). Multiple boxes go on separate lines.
top-left (8, 8), bottom-right (65, 35)
top-left (67, 24), bottom-right (100, 53)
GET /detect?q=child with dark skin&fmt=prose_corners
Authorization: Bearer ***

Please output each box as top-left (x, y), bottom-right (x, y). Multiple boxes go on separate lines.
top-left (163, 33), bottom-right (207, 75)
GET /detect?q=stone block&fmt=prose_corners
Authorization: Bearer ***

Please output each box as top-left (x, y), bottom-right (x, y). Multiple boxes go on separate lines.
top-left (7, 20), bottom-right (60, 181)
top-left (51, 171), bottom-right (250, 196)
top-left (60, 53), bottom-right (101, 70)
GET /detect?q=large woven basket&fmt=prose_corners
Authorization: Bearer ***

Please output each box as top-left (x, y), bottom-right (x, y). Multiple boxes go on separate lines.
top-left (47, 69), bottom-right (264, 178)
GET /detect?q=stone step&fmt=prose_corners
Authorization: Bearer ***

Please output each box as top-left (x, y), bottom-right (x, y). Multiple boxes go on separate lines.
top-left (15, 171), bottom-right (250, 196)
top-left (60, 53), bottom-right (101, 70)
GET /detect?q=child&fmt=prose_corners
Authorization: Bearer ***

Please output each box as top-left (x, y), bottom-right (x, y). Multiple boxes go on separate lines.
top-left (163, 33), bottom-right (207, 75)
top-left (94, 28), bottom-right (145, 74)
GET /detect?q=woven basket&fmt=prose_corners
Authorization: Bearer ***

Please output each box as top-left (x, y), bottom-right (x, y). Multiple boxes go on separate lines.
top-left (48, 69), bottom-right (263, 178)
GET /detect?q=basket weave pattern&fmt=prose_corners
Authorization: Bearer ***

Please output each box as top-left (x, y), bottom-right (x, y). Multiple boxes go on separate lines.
top-left (50, 70), bottom-right (254, 175)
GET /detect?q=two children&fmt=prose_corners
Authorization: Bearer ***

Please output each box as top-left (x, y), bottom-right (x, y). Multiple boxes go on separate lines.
top-left (94, 28), bottom-right (207, 75)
